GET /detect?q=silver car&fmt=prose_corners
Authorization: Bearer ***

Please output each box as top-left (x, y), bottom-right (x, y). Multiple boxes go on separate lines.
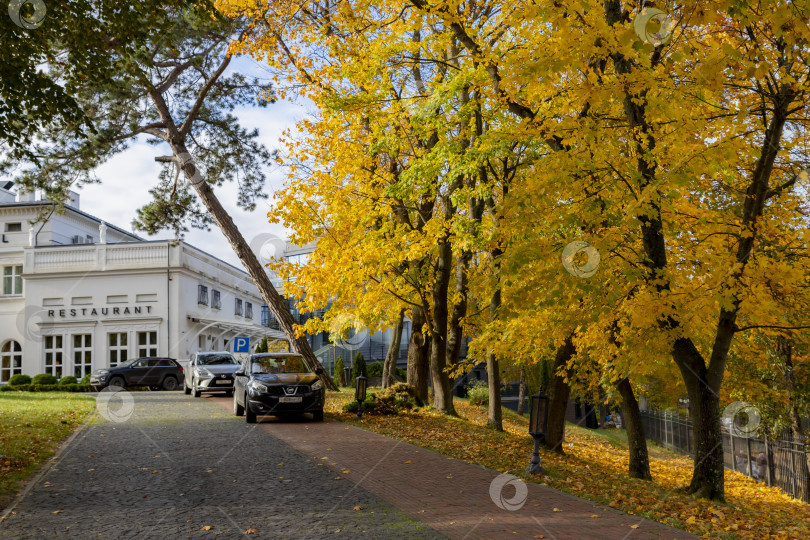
top-left (184, 351), bottom-right (239, 397)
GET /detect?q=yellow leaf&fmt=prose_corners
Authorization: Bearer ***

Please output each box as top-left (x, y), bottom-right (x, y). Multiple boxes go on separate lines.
top-left (200, 525), bottom-right (213, 531)
top-left (552, 508), bottom-right (562, 512)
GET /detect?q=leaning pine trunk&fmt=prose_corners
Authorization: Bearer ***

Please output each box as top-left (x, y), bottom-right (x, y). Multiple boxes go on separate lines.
top-left (544, 336), bottom-right (575, 453)
top-left (146, 89), bottom-right (337, 391)
top-left (616, 377), bottom-right (652, 480)
top-left (407, 306), bottom-right (430, 404)
top-left (382, 309), bottom-right (405, 389)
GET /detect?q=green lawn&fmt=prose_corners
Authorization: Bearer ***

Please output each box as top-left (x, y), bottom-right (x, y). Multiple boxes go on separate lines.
top-left (0, 392), bottom-right (96, 511)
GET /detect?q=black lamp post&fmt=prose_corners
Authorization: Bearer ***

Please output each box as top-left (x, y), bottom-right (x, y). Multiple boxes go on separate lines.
top-left (526, 390), bottom-right (549, 474)
top-left (355, 375), bottom-right (368, 418)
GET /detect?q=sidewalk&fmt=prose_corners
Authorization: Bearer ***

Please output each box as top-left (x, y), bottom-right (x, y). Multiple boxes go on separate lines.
top-left (211, 399), bottom-right (696, 540)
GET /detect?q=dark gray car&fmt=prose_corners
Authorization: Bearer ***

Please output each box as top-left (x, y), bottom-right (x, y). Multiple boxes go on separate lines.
top-left (184, 351), bottom-right (239, 397)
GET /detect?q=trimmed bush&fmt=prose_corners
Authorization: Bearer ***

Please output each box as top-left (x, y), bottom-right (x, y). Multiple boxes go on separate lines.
top-left (350, 353), bottom-right (367, 386)
top-left (59, 376), bottom-right (78, 385)
top-left (0, 384), bottom-right (95, 392)
top-left (334, 357), bottom-right (346, 386)
top-left (467, 379), bottom-right (489, 406)
top-left (80, 374), bottom-right (91, 384)
top-left (8, 374), bottom-right (31, 386)
top-left (31, 373), bottom-right (58, 386)
top-left (366, 361), bottom-right (384, 377)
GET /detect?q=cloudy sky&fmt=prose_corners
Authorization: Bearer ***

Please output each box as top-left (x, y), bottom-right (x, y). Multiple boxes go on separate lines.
top-left (77, 57), bottom-right (308, 269)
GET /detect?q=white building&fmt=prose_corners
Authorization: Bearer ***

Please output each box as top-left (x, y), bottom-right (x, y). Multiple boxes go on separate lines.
top-left (0, 183), bottom-right (283, 383)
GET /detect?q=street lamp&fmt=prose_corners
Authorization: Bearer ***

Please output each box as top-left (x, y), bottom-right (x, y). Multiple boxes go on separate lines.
top-left (355, 375), bottom-right (368, 418)
top-left (526, 390), bottom-right (549, 475)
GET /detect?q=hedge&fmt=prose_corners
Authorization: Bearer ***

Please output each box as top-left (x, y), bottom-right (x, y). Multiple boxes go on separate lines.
top-left (1, 384), bottom-right (95, 392)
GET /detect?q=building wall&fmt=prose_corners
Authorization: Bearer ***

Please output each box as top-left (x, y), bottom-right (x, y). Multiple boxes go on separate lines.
top-left (0, 194), bottom-right (278, 382)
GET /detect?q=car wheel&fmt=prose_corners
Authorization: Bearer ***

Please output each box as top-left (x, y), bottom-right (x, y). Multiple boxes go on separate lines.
top-left (108, 376), bottom-right (125, 389)
top-left (313, 410), bottom-right (324, 422)
top-left (192, 378), bottom-right (201, 398)
top-left (233, 392), bottom-right (244, 416)
top-left (162, 377), bottom-right (178, 391)
top-left (183, 382), bottom-right (191, 395)
top-left (245, 395), bottom-right (256, 424)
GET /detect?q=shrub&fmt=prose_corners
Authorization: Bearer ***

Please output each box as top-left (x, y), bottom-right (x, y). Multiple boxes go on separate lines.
top-left (366, 361), bottom-right (384, 377)
top-left (341, 382), bottom-right (424, 415)
top-left (467, 379), bottom-right (489, 406)
top-left (59, 376), bottom-right (78, 385)
top-left (0, 384), bottom-right (95, 392)
top-left (80, 374), bottom-right (91, 384)
top-left (8, 374), bottom-right (31, 386)
top-left (32, 373), bottom-right (58, 385)
top-left (351, 353), bottom-right (367, 386)
top-left (334, 357), bottom-right (345, 386)
top-left (395, 367), bottom-right (407, 381)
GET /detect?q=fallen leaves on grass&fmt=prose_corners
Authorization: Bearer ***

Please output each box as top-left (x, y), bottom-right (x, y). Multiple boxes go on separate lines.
top-left (325, 391), bottom-right (810, 539)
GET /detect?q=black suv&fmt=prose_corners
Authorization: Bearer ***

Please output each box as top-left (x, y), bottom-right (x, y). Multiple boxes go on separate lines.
top-left (233, 353), bottom-right (325, 423)
top-left (90, 357), bottom-right (184, 391)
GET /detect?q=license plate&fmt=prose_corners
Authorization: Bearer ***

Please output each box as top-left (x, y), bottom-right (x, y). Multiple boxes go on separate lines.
top-left (215, 380), bottom-right (231, 385)
top-left (279, 396), bottom-right (302, 403)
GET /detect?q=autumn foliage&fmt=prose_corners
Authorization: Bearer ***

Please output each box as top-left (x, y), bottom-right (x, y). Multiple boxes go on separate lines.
top-left (218, 0), bottom-right (810, 502)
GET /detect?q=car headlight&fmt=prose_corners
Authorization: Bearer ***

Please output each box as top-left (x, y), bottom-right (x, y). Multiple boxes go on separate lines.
top-left (249, 381), bottom-right (268, 393)
top-left (311, 380), bottom-right (323, 391)
top-left (97, 369), bottom-right (109, 374)
top-left (196, 368), bottom-right (213, 378)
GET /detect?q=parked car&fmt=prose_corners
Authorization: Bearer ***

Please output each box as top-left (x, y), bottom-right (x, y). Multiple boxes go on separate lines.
top-left (90, 357), bottom-right (183, 391)
top-left (184, 351), bottom-right (239, 397)
top-left (233, 353), bottom-right (325, 423)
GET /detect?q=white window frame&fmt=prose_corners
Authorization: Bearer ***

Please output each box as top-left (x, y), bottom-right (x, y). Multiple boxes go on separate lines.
top-left (108, 332), bottom-right (128, 367)
top-left (2, 265), bottom-right (23, 296)
top-left (235, 298), bottom-right (243, 316)
top-left (72, 334), bottom-right (93, 378)
top-left (245, 302), bottom-right (253, 319)
top-left (1, 340), bottom-right (22, 383)
top-left (44, 335), bottom-right (64, 378)
top-left (137, 331), bottom-right (158, 357)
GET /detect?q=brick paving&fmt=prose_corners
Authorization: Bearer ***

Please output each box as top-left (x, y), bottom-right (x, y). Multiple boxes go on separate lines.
top-left (210, 397), bottom-right (698, 540)
top-left (0, 393), bottom-right (440, 539)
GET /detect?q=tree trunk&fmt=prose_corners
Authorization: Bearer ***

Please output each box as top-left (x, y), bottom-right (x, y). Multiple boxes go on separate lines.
top-left (147, 91), bottom-right (337, 390)
top-left (675, 337), bottom-right (725, 500)
top-left (382, 309), bottom-right (405, 389)
top-left (407, 306), bottom-right (430, 404)
top-left (487, 288), bottom-right (503, 431)
top-left (779, 337), bottom-right (810, 501)
top-left (447, 255), bottom-right (468, 372)
top-left (544, 336), bottom-right (575, 453)
top-left (616, 377), bottom-right (652, 480)
top-left (430, 233), bottom-right (456, 415)
top-left (516, 367), bottom-right (527, 416)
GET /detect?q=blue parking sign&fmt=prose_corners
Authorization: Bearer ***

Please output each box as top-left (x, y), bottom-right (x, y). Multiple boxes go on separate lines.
top-left (234, 336), bottom-right (250, 353)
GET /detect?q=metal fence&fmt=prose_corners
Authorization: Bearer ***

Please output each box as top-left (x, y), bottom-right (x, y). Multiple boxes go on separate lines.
top-left (639, 409), bottom-right (810, 502)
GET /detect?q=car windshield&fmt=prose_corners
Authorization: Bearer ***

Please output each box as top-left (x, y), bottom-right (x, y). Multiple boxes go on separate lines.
top-left (251, 356), bottom-right (308, 375)
top-left (198, 354), bottom-right (236, 365)
top-left (118, 357), bottom-right (140, 368)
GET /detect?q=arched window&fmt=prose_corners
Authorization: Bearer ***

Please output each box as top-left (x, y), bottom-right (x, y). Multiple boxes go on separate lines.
top-left (1, 340), bottom-right (22, 383)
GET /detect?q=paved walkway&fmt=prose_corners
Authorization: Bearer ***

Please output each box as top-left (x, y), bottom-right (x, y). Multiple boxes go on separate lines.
top-left (209, 397), bottom-right (697, 540)
top-left (0, 393), bottom-right (439, 539)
